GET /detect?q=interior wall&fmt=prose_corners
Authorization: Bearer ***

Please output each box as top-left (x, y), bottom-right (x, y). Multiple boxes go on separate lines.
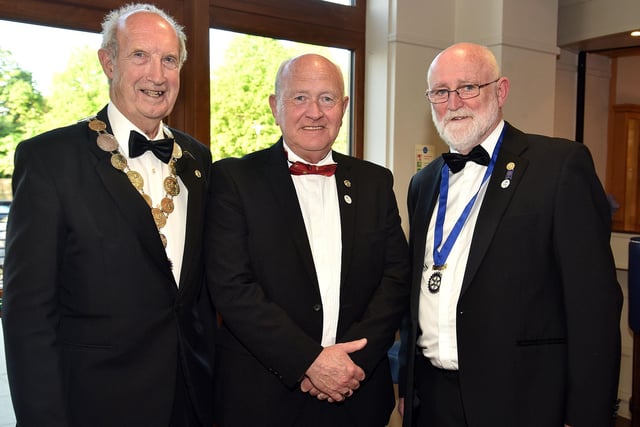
top-left (455, 0), bottom-right (560, 136)
top-left (365, 0), bottom-right (450, 234)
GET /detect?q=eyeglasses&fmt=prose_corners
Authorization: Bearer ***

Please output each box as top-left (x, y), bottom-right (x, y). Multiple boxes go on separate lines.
top-left (425, 78), bottom-right (500, 104)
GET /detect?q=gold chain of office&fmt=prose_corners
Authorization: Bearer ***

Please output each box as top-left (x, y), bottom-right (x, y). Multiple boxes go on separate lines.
top-left (88, 118), bottom-right (182, 249)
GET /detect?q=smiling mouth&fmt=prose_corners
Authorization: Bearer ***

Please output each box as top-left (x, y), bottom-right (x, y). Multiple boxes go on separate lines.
top-left (142, 89), bottom-right (165, 97)
top-left (302, 126), bottom-right (325, 130)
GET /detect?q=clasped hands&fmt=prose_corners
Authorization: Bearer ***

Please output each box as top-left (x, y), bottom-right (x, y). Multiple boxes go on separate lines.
top-left (300, 338), bottom-right (367, 403)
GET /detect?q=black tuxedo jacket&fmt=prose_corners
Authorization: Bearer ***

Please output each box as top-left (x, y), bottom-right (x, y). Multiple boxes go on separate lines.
top-left (399, 122), bottom-right (622, 427)
top-left (2, 106), bottom-right (214, 426)
top-left (205, 139), bottom-right (410, 427)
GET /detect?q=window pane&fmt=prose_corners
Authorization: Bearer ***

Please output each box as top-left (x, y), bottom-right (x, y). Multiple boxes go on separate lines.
top-left (209, 29), bottom-right (352, 160)
top-left (0, 20), bottom-right (105, 181)
top-left (0, 20), bottom-right (101, 96)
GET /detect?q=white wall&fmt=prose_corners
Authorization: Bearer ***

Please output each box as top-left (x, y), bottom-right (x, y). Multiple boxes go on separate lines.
top-left (365, 0), bottom-right (450, 233)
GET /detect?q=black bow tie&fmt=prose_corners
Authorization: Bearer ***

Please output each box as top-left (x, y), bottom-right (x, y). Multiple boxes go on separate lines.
top-left (442, 145), bottom-right (490, 173)
top-left (128, 130), bottom-right (174, 163)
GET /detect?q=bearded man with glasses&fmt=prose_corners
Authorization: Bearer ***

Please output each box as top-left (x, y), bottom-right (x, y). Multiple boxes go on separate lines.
top-left (398, 42), bottom-right (622, 427)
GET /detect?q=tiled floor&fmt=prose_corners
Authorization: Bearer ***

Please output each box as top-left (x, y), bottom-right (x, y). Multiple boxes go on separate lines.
top-left (0, 324), bottom-right (15, 427)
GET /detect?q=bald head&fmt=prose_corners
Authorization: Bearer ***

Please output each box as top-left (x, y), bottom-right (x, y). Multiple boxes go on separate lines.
top-left (274, 54), bottom-right (345, 102)
top-left (428, 43), bottom-right (500, 88)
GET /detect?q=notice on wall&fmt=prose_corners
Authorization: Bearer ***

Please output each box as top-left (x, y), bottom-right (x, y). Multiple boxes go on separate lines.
top-left (415, 145), bottom-right (436, 172)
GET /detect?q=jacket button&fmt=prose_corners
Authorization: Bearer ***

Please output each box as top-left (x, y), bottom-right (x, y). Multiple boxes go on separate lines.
top-left (313, 304), bottom-right (321, 312)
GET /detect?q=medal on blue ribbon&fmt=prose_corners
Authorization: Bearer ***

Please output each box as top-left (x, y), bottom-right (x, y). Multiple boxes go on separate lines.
top-left (428, 128), bottom-right (505, 293)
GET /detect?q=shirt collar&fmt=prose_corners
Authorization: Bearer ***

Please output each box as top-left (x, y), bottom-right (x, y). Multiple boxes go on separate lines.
top-left (282, 140), bottom-right (336, 166)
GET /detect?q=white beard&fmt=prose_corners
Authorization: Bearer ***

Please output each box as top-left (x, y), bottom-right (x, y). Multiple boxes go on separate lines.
top-left (432, 99), bottom-right (500, 154)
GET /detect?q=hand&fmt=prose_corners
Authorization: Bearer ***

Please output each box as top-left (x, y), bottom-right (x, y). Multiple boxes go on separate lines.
top-left (300, 378), bottom-right (355, 402)
top-left (301, 338), bottom-right (367, 402)
top-left (398, 397), bottom-right (405, 417)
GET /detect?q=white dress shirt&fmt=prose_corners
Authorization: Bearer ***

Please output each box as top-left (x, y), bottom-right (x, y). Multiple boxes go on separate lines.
top-left (107, 103), bottom-right (188, 286)
top-left (284, 141), bottom-right (341, 347)
top-left (417, 121), bottom-right (504, 369)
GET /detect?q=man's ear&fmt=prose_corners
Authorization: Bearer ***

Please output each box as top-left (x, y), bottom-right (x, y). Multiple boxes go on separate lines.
top-left (98, 48), bottom-right (114, 79)
top-left (496, 77), bottom-right (510, 107)
top-left (268, 94), bottom-right (279, 124)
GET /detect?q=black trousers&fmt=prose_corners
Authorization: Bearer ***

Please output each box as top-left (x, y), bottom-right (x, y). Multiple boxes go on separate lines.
top-left (170, 361), bottom-right (200, 427)
top-left (414, 356), bottom-right (468, 427)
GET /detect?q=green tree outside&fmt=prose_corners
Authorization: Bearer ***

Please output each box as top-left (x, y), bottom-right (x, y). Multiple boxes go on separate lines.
top-left (0, 46), bottom-right (108, 178)
top-left (209, 35), bottom-right (288, 160)
top-left (37, 46), bottom-right (109, 133)
top-left (0, 49), bottom-right (46, 177)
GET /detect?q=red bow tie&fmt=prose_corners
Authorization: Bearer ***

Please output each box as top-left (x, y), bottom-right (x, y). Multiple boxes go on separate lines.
top-left (289, 161), bottom-right (337, 177)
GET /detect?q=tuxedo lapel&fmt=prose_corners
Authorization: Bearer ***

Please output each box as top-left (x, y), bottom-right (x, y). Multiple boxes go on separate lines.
top-left (409, 159), bottom-right (442, 319)
top-left (410, 159), bottom-right (442, 281)
top-left (264, 141), bottom-right (320, 290)
top-left (90, 108), bottom-right (175, 284)
top-left (333, 152), bottom-right (356, 286)
top-left (461, 123), bottom-right (530, 295)
top-left (174, 136), bottom-right (207, 290)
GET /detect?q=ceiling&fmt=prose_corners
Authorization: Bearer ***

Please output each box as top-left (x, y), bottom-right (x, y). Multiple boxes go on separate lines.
top-left (560, 30), bottom-right (640, 57)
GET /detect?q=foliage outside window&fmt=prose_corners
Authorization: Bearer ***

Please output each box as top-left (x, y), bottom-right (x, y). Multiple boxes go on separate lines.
top-left (0, 44), bottom-right (108, 178)
top-left (0, 50), bottom-right (46, 177)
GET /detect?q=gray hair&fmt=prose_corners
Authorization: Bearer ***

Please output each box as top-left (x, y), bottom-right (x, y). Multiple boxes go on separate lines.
top-left (100, 3), bottom-right (187, 66)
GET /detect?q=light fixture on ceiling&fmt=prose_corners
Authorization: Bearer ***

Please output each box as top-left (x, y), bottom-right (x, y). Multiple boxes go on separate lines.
top-left (631, 30), bottom-right (640, 37)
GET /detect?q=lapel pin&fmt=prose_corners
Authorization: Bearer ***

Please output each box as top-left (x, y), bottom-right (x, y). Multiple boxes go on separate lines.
top-left (501, 162), bottom-right (515, 189)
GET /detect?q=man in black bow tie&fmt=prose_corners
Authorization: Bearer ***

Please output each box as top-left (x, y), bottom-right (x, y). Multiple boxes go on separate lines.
top-left (2, 4), bottom-right (214, 426)
top-left (398, 42), bottom-right (622, 427)
top-left (205, 53), bottom-right (410, 427)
